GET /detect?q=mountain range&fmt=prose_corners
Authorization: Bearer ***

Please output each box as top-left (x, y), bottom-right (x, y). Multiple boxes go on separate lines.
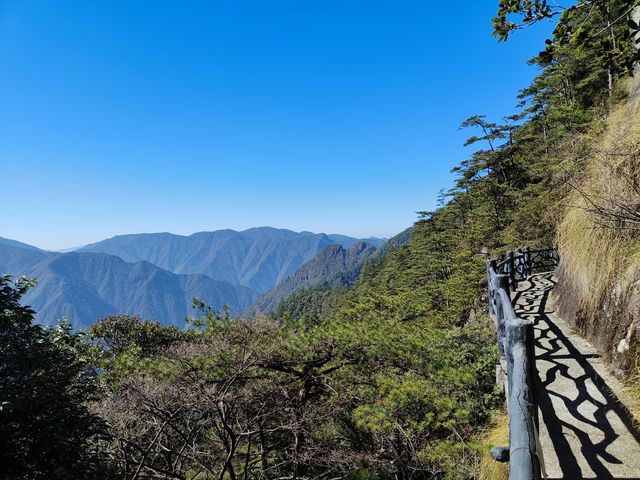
top-left (0, 244), bottom-right (257, 328)
top-left (0, 228), bottom-right (388, 329)
top-left (79, 228), bottom-right (384, 294)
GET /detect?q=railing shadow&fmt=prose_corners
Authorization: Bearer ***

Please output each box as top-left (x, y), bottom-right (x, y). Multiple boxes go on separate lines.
top-left (513, 273), bottom-right (640, 480)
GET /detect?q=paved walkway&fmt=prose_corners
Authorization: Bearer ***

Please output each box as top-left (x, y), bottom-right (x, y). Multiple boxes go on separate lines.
top-left (513, 273), bottom-right (640, 480)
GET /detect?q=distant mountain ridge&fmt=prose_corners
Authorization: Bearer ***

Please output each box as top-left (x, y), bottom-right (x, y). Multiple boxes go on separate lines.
top-left (0, 236), bottom-right (44, 252)
top-left (324, 234), bottom-right (386, 249)
top-left (0, 244), bottom-right (256, 329)
top-left (79, 227), bottom-right (385, 294)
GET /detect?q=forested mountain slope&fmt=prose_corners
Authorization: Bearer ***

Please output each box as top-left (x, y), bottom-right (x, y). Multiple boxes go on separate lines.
top-left (267, 226), bottom-right (415, 326)
top-left (246, 241), bottom-right (377, 315)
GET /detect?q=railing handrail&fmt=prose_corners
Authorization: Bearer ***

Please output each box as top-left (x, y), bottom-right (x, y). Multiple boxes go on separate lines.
top-left (487, 246), bottom-right (558, 480)
top-left (492, 247), bottom-right (558, 291)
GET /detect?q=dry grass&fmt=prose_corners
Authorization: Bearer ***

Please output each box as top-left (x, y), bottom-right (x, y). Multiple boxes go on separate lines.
top-left (557, 80), bottom-right (640, 319)
top-left (623, 358), bottom-right (640, 430)
top-left (556, 79), bottom-right (640, 388)
top-left (557, 205), bottom-right (626, 312)
top-left (557, 90), bottom-right (640, 311)
top-left (477, 410), bottom-right (510, 480)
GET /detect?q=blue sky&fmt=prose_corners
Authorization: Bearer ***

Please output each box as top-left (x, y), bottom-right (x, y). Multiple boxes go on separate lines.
top-left (0, 1), bottom-right (553, 250)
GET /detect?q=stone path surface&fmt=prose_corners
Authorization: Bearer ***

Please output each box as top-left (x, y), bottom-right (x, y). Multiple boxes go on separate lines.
top-left (513, 273), bottom-right (640, 480)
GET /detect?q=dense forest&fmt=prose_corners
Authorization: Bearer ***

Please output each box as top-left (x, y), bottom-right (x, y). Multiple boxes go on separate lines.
top-left (2, 1), bottom-right (640, 478)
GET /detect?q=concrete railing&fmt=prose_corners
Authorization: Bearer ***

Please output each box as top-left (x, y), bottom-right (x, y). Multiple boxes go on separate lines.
top-left (486, 247), bottom-right (558, 480)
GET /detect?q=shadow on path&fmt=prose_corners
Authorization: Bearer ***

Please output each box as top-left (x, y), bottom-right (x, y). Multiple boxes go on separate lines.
top-left (512, 273), bottom-right (640, 480)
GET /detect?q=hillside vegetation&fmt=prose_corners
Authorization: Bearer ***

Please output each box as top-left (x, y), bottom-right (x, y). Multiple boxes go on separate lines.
top-left (2, 1), bottom-right (640, 479)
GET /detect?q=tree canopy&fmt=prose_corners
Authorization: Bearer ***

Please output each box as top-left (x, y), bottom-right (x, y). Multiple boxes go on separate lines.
top-left (0, 275), bottom-right (109, 480)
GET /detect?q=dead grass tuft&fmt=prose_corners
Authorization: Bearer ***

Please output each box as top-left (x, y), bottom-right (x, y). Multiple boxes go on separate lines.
top-left (624, 356), bottom-right (640, 429)
top-left (478, 410), bottom-right (510, 480)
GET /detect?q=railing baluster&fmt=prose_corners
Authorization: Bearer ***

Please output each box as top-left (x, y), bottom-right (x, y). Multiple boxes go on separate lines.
top-left (506, 251), bottom-right (515, 289)
top-left (487, 259), bottom-right (497, 316)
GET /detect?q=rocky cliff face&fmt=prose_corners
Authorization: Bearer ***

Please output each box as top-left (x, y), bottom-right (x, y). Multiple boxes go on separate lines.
top-left (555, 261), bottom-right (640, 375)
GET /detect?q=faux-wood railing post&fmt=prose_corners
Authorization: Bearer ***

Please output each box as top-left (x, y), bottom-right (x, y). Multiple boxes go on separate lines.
top-left (487, 259), bottom-right (497, 316)
top-left (524, 247), bottom-right (532, 276)
top-left (506, 317), bottom-right (540, 480)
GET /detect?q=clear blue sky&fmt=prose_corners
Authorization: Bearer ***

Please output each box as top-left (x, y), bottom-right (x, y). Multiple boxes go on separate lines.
top-left (0, 1), bottom-right (553, 250)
